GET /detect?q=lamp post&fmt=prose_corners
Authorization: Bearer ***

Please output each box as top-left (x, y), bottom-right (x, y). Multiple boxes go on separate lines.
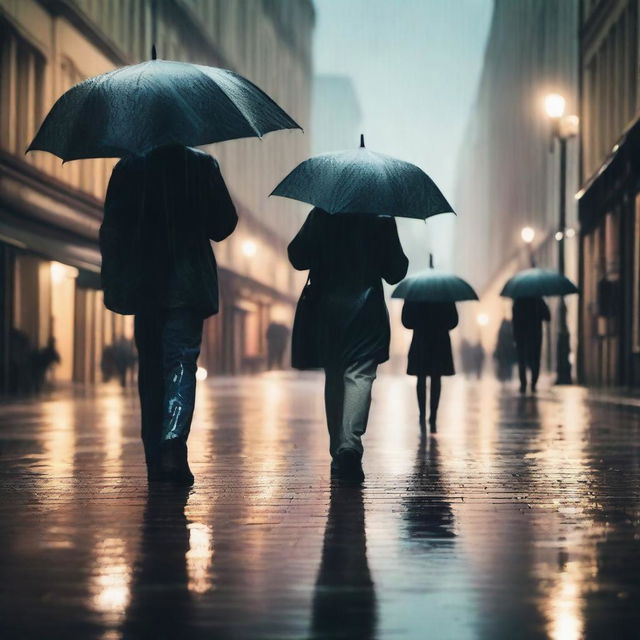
top-left (544, 93), bottom-right (579, 385)
top-left (521, 226), bottom-right (536, 266)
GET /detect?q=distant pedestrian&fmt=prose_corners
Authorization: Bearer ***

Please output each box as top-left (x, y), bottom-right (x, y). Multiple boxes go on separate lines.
top-left (266, 322), bottom-right (289, 369)
top-left (472, 341), bottom-right (485, 379)
top-left (512, 296), bottom-right (550, 393)
top-left (402, 301), bottom-right (458, 432)
top-left (101, 143), bottom-right (237, 485)
top-left (288, 208), bottom-right (408, 483)
top-left (493, 318), bottom-right (517, 382)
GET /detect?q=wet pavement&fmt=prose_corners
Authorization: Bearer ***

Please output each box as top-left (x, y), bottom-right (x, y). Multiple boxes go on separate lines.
top-left (0, 372), bottom-right (639, 639)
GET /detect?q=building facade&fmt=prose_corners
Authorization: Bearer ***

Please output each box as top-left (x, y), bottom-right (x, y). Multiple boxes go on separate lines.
top-left (0, 0), bottom-right (315, 393)
top-left (453, 0), bottom-right (580, 377)
top-left (577, 0), bottom-right (639, 387)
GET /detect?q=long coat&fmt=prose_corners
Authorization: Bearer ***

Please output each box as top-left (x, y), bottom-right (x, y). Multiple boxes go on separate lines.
top-left (288, 208), bottom-right (408, 369)
top-left (401, 301), bottom-right (458, 376)
top-left (100, 144), bottom-right (237, 317)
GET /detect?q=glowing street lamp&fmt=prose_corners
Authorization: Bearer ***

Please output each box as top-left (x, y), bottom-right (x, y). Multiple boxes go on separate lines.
top-left (544, 92), bottom-right (579, 385)
top-left (241, 239), bottom-right (257, 257)
top-left (521, 226), bottom-right (535, 266)
top-left (544, 93), bottom-right (566, 119)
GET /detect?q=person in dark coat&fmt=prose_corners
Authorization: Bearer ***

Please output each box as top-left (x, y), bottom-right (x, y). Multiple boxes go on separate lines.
top-left (512, 296), bottom-right (550, 394)
top-left (288, 208), bottom-right (408, 482)
top-left (266, 322), bottom-right (289, 369)
top-left (493, 318), bottom-right (517, 382)
top-left (100, 143), bottom-right (237, 485)
top-left (401, 301), bottom-right (458, 432)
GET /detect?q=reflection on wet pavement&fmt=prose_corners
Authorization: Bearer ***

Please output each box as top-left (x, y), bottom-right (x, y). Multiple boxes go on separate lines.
top-left (0, 373), bottom-right (639, 639)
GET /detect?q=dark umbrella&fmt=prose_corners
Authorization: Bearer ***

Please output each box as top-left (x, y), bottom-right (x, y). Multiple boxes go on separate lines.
top-left (28, 55), bottom-right (300, 161)
top-left (392, 254), bottom-right (477, 302)
top-left (392, 270), bottom-right (478, 303)
top-left (500, 268), bottom-right (579, 299)
top-left (270, 135), bottom-right (454, 220)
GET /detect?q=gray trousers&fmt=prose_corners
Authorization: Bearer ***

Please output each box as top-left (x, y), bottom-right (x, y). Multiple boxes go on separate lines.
top-left (324, 358), bottom-right (378, 458)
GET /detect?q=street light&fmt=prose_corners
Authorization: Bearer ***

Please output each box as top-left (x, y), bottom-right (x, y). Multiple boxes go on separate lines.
top-left (521, 226), bottom-right (535, 266)
top-left (544, 92), bottom-right (579, 385)
top-left (241, 239), bottom-right (257, 257)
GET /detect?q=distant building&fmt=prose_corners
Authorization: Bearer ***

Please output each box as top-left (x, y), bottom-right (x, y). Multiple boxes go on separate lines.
top-left (453, 0), bottom-right (579, 376)
top-left (577, 0), bottom-right (639, 386)
top-left (312, 74), bottom-right (362, 154)
top-left (0, 0), bottom-right (314, 393)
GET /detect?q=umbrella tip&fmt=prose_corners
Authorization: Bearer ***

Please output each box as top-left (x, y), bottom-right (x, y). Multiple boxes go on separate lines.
top-left (429, 253), bottom-right (434, 269)
top-left (360, 134), bottom-right (365, 148)
top-left (151, 44), bottom-right (157, 60)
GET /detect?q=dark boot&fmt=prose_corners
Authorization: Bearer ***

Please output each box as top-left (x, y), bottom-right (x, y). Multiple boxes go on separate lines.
top-left (337, 449), bottom-right (365, 484)
top-left (160, 440), bottom-right (194, 486)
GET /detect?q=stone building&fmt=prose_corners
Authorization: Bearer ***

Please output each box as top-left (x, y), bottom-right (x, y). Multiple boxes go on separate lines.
top-left (577, 0), bottom-right (639, 386)
top-left (0, 0), bottom-right (315, 392)
top-left (452, 0), bottom-right (579, 378)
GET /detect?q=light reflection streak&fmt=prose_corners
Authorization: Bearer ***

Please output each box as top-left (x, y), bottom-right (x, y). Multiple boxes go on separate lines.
top-left (186, 521), bottom-right (214, 594)
top-left (89, 536), bottom-right (131, 625)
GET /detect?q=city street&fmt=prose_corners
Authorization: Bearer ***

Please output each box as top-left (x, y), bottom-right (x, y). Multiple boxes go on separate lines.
top-left (0, 373), bottom-right (639, 639)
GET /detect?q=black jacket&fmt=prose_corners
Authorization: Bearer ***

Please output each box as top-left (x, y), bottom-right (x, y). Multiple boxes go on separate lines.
top-left (288, 208), bottom-right (408, 368)
top-left (512, 297), bottom-right (550, 344)
top-left (402, 301), bottom-right (458, 376)
top-left (100, 145), bottom-right (237, 317)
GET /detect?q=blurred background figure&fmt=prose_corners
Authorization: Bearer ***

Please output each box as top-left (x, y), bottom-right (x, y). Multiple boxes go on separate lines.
top-left (101, 337), bottom-right (137, 388)
top-left (401, 301), bottom-right (458, 432)
top-left (512, 296), bottom-right (550, 394)
top-left (493, 318), bottom-right (517, 382)
top-left (266, 322), bottom-right (290, 370)
top-left (31, 336), bottom-right (60, 393)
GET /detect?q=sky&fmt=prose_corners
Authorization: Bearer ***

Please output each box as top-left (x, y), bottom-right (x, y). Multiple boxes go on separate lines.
top-left (313, 0), bottom-right (494, 270)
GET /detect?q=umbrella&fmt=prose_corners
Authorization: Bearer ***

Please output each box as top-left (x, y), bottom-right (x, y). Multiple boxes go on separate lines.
top-left (270, 135), bottom-right (454, 220)
top-left (392, 267), bottom-right (478, 303)
top-left (500, 268), bottom-right (579, 299)
top-left (28, 53), bottom-right (300, 161)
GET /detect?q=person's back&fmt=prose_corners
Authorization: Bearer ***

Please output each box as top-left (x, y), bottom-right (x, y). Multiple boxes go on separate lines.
top-left (100, 144), bottom-right (237, 485)
top-left (100, 144), bottom-right (236, 316)
top-left (289, 208), bottom-right (407, 368)
top-left (512, 296), bottom-right (550, 341)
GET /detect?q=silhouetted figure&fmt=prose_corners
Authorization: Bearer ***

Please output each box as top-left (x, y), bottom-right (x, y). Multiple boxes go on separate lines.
top-left (512, 296), bottom-right (550, 394)
top-left (8, 328), bottom-right (32, 394)
top-left (266, 322), bottom-right (289, 369)
top-left (102, 337), bottom-right (137, 387)
top-left (31, 336), bottom-right (60, 392)
top-left (493, 318), bottom-right (517, 382)
top-left (402, 301), bottom-right (458, 432)
top-left (459, 338), bottom-right (474, 377)
top-left (310, 485), bottom-right (376, 639)
top-left (101, 143), bottom-right (237, 485)
top-left (288, 208), bottom-right (407, 482)
top-left (472, 341), bottom-right (485, 379)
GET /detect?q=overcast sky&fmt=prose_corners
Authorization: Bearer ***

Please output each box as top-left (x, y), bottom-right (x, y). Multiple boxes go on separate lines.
top-left (313, 0), bottom-right (493, 270)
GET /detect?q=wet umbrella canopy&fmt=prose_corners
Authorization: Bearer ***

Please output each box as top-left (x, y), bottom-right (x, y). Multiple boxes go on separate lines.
top-left (28, 57), bottom-right (300, 160)
top-left (271, 136), bottom-right (454, 220)
top-left (392, 269), bottom-right (478, 302)
top-left (500, 268), bottom-right (579, 299)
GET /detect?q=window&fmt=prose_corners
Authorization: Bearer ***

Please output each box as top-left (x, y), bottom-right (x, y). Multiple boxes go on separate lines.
top-left (0, 18), bottom-right (45, 156)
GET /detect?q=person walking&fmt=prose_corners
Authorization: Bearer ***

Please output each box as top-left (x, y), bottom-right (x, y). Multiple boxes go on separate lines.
top-left (100, 143), bottom-right (237, 485)
top-left (512, 296), bottom-right (550, 394)
top-left (401, 301), bottom-right (458, 432)
top-left (288, 208), bottom-right (408, 483)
